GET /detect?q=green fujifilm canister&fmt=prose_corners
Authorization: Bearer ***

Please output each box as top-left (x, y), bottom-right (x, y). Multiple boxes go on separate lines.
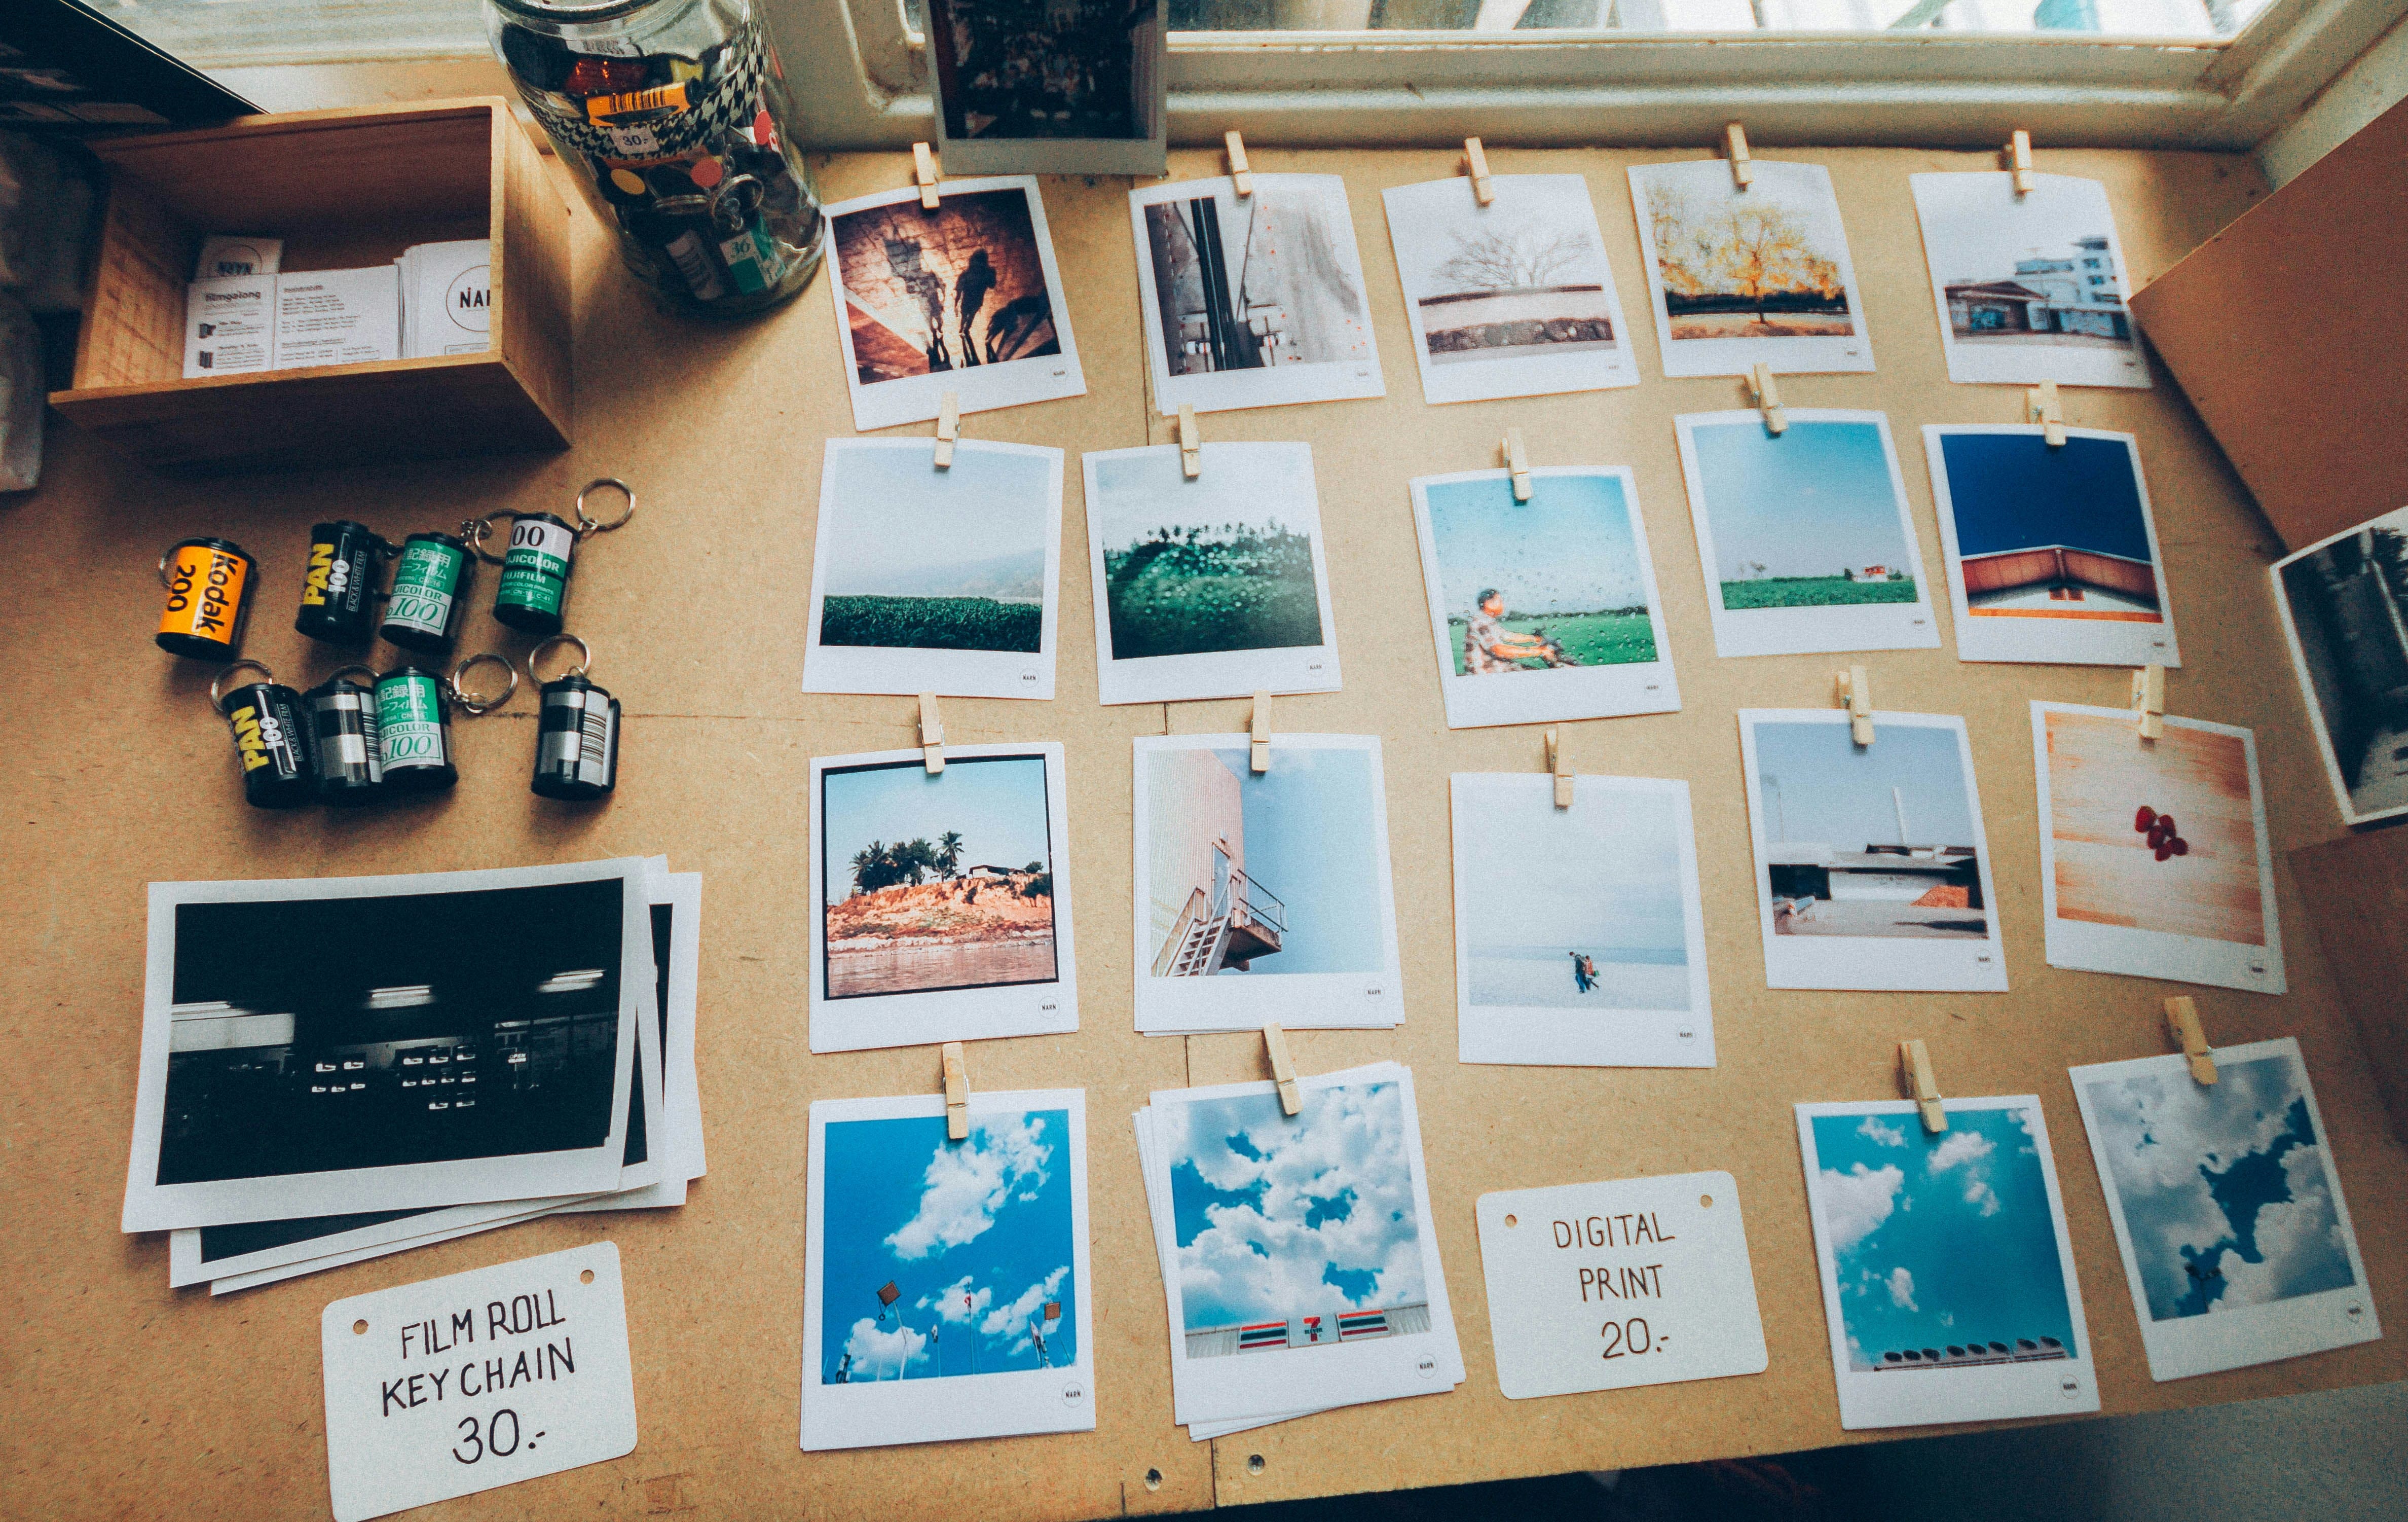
top-left (491, 479), bottom-right (636, 636)
top-left (375, 666), bottom-right (459, 791)
top-left (379, 528), bottom-right (477, 653)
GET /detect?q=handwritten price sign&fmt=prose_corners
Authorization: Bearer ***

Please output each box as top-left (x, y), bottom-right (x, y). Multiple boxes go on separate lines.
top-left (320, 1243), bottom-right (637, 1521)
top-left (1474, 1172), bottom-right (1768, 1400)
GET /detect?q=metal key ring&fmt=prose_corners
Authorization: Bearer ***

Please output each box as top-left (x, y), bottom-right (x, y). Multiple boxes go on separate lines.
top-left (209, 659), bottom-right (275, 713)
top-left (448, 653), bottom-right (519, 715)
top-left (464, 514), bottom-right (509, 566)
top-left (159, 537), bottom-right (223, 590)
top-left (327, 664), bottom-right (380, 689)
top-left (529, 633), bottom-right (592, 683)
top-left (573, 478), bottom-right (636, 536)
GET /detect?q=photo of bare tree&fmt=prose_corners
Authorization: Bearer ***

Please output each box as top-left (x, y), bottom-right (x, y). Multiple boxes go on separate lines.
top-left (1627, 161), bottom-right (1873, 377)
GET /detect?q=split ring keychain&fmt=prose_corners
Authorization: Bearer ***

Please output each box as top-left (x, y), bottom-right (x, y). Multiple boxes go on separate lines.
top-left (528, 634), bottom-right (620, 802)
top-left (373, 651), bottom-right (517, 795)
top-left (480, 478), bottom-right (638, 638)
top-left (208, 660), bottom-right (315, 810)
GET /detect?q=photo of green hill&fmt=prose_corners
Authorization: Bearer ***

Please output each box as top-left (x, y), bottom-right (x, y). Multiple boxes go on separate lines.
top-left (1720, 574), bottom-right (1917, 610)
top-left (1104, 522), bottom-right (1324, 660)
top-left (1446, 608), bottom-right (1655, 674)
top-left (821, 594), bottom-right (1042, 652)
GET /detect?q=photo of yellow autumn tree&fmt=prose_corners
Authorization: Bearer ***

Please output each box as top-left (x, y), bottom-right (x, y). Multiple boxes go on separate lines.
top-left (1636, 168), bottom-right (1859, 341)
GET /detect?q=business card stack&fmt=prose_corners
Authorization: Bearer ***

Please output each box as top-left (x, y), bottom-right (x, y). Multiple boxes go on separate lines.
top-left (397, 239), bottom-right (493, 358)
top-left (180, 237), bottom-right (491, 377)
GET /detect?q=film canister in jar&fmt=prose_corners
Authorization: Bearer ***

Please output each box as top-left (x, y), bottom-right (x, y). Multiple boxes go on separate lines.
top-left (375, 665), bottom-right (460, 792)
top-left (157, 537), bottom-right (256, 660)
top-left (211, 660), bottom-right (316, 810)
top-left (529, 635), bottom-right (619, 802)
top-left (379, 528), bottom-right (478, 653)
top-left (294, 521), bottom-right (392, 645)
top-left (303, 666), bottom-right (384, 805)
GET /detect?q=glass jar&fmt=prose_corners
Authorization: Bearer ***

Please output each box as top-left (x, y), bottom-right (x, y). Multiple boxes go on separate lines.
top-left (485, 0), bottom-right (825, 318)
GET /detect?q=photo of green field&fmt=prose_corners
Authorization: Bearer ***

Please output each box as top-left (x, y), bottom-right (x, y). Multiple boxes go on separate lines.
top-left (820, 594), bottom-right (1042, 653)
top-left (1104, 524), bottom-right (1325, 660)
top-left (1719, 575), bottom-right (1918, 610)
top-left (1446, 609), bottom-right (1655, 674)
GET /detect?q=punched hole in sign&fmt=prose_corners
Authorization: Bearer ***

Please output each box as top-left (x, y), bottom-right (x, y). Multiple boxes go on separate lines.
top-left (353, 1319), bottom-right (367, 1335)
top-left (1700, 1195), bottom-right (1713, 1208)
top-left (1504, 1214), bottom-right (1517, 1227)
top-left (581, 1269), bottom-right (595, 1284)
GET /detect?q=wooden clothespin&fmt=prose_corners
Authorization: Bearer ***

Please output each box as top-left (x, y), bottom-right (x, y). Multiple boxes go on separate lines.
top-left (942, 1041), bottom-right (970, 1140)
top-left (1545, 728), bottom-right (1573, 809)
top-left (2164, 996), bottom-right (2217, 1086)
top-left (1898, 1039), bottom-right (1947, 1134)
top-left (1502, 427), bottom-right (1532, 503)
top-left (912, 141), bottom-right (940, 210)
top-left (1749, 363), bottom-right (1787, 436)
top-left (1836, 665), bottom-right (1874, 747)
top-left (1225, 130), bottom-right (1252, 197)
top-left (1249, 691), bottom-right (1272, 774)
top-left (2027, 378), bottom-right (2065, 448)
top-left (2005, 129), bottom-right (2034, 197)
top-left (1264, 1023), bottom-right (1301, 1116)
top-left (2132, 664), bottom-right (2166, 742)
top-left (1177, 403), bottom-right (1200, 480)
top-left (918, 692), bottom-right (945, 773)
top-left (1463, 136), bottom-right (1494, 206)
top-left (1724, 122), bottom-right (1753, 190)
top-left (933, 390), bottom-right (960, 469)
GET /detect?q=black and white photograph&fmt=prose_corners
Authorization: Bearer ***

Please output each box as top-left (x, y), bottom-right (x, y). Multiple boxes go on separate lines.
top-left (2269, 504), bottom-right (2408, 826)
top-left (927, 0), bottom-right (1166, 176)
top-left (1451, 774), bottom-right (1712, 1068)
top-left (1627, 159), bottom-right (1875, 378)
top-left (2071, 1038), bottom-right (2379, 1382)
top-left (810, 743), bottom-right (1079, 1054)
top-left (122, 859), bottom-right (657, 1234)
top-left (803, 439), bottom-right (1064, 701)
top-left (1130, 173), bottom-right (1385, 415)
top-left (1381, 173), bottom-right (1638, 405)
top-left (1911, 172), bottom-right (2149, 390)
top-left (1797, 1097), bottom-right (2098, 1429)
top-left (825, 175), bottom-right (1086, 430)
top-left (1083, 442), bottom-right (1342, 706)
top-left (1739, 710), bottom-right (2009, 993)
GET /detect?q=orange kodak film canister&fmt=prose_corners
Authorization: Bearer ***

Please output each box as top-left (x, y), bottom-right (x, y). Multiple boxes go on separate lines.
top-left (156, 537), bottom-right (256, 660)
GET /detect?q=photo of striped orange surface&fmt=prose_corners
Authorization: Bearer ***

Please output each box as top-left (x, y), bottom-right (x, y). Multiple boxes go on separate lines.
top-left (2044, 709), bottom-right (2265, 946)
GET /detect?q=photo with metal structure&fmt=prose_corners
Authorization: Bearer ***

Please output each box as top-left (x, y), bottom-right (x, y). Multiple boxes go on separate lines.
top-left (1911, 172), bottom-right (2150, 389)
top-left (2271, 504), bottom-right (2408, 824)
top-left (834, 185), bottom-right (1061, 383)
top-left (928, 0), bottom-right (1150, 142)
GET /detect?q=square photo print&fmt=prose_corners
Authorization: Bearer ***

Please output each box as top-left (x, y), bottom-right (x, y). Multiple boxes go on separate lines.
top-left (825, 175), bottom-right (1084, 429)
top-left (1739, 710), bottom-right (2008, 993)
top-left (810, 745), bottom-right (1078, 1053)
top-left (1130, 173), bottom-right (1383, 414)
top-left (802, 1090), bottom-right (1094, 1449)
top-left (2071, 1038), bottom-right (2378, 1382)
top-left (1925, 426), bottom-right (2178, 668)
top-left (1910, 172), bottom-right (2147, 390)
top-left (1675, 411), bottom-right (1939, 658)
top-left (803, 439), bottom-right (1063, 700)
top-left (1797, 1098), bottom-right (2097, 1430)
top-left (925, 0), bottom-right (1166, 175)
top-left (1084, 442), bottom-right (1341, 705)
top-left (1132, 734), bottom-right (1402, 1033)
top-left (1410, 467), bottom-right (1679, 729)
top-left (1381, 173), bottom-right (1637, 405)
top-left (2268, 504), bottom-right (2408, 825)
top-left (2031, 702), bottom-right (2283, 994)
top-left (1627, 159), bottom-right (1874, 377)
top-left (1450, 774), bottom-right (1712, 1068)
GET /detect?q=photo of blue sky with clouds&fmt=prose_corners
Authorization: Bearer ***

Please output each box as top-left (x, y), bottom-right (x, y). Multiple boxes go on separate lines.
top-left (819, 1110), bottom-right (1075, 1384)
top-left (1169, 1082), bottom-right (1426, 1334)
top-left (1425, 472), bottom-right (1650, 618)
top-left (2084, 1054), bottom-right (2356, 1322)
top-left (1811, 1106), bottom-right (2073, 1369)
top-left (1690, 419), bottom-right (1911, 582)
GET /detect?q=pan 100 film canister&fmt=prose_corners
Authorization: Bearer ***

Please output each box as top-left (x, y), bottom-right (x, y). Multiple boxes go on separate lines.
top-left (157, 537), bottom-right (255, 660)
top-left (211, 661), bottom-right (316, 809)
top-left (379, 530), bottom-right (475, 654)
top-left (294, 521), bottom-right (391, 645)
top-left (375, 665), bottom-right (459, 792)
top-left (304, 666), bottom-right (383, 805)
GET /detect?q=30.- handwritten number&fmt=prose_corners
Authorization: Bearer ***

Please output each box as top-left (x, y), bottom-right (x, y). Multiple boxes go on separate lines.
top-left (1601, 1318), bottom-right (1653, 1359)
top-left (452, 1409), bottom-right (532, 1465)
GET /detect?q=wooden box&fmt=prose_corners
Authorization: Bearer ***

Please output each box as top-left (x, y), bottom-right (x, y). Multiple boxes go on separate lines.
top-left (50, 99), bottom-right (571, 474)
top-left (2289, 827), bottom-right (2408, 1148)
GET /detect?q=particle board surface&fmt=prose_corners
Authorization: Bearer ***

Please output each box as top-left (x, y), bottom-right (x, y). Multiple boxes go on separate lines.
top-left (3, 144), bottom-right (2403, 1522)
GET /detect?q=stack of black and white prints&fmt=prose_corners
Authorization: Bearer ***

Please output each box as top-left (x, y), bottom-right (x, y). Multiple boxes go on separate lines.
top-left (1134, 1063), bottom-right (1465, 1438)
top-left (123, 857), bottom-right (706, 1293)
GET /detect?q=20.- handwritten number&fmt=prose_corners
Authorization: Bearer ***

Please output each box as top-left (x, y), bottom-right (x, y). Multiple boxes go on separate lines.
top-left (1601, 1318), bottom-right (1661, 1359)
top-left (452, 1409), bottom-right (542, 1465)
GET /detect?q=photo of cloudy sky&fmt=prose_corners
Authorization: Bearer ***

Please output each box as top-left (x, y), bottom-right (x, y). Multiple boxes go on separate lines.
top-left (1810, 1106), bottom-right (2075, 1370)
top-left (2083, 1053), bottom-right (2358, 1322)
top-left (820, 1109), bottom-right (1076, 1383)
top-left (1168, 1081), bottom-right (1426, 1336)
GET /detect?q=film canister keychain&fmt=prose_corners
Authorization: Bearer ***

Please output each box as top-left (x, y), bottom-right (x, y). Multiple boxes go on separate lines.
top-left (489, 478), bottom-right (636, 637)
top-left (294, 521), bottom-right (395, 645)
top-left (157, 538), bottom-right (256, 660)
top-left (302, 665), bottom-right (384, 805)
top-left (379, 521), bottom-right (486, 654)
top-left (210, 660), bottom-right (315, 810)
top-left (529, 634), bottom-right (620, 802)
